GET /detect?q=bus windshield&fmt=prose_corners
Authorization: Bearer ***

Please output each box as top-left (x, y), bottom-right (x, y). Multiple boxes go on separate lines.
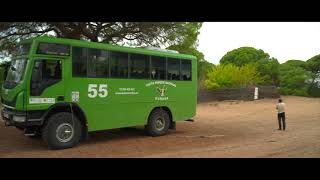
top-left (4, 59), bottom-right (27, 88)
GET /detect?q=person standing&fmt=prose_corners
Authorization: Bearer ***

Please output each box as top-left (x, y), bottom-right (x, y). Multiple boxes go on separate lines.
top-left (276, 99), bottom-right (286, 130)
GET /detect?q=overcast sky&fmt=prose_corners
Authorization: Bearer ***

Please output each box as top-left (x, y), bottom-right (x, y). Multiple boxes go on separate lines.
top-left (198, 22), bottom-right (320, 64)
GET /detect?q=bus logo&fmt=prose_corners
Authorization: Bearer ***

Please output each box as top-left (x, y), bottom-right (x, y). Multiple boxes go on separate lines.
top-left (157, 86), bottom-right (167, 97)
top-left (145, 81), bottom-right (176, 101)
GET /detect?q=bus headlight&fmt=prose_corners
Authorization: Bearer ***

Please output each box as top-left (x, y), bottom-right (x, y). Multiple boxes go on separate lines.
top-left (13, 116), bottom-right (26, 122)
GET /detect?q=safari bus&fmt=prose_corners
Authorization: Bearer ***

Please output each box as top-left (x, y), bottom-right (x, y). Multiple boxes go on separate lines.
top-left (1, 36), bottom-right (197, 150)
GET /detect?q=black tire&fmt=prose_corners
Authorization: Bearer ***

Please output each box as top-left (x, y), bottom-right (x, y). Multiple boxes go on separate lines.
top-left (145, 109), bottom-right (170, 136)
top-left (42, 112), bottom-right (82, 150)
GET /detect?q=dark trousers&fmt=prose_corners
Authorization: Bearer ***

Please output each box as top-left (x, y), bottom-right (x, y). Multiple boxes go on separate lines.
top-left (278, 112), bottom-right (286, 130)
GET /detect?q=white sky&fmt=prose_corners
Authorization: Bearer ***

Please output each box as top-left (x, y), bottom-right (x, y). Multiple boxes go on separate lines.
top-left (198, 22), bottom-right (320, 64)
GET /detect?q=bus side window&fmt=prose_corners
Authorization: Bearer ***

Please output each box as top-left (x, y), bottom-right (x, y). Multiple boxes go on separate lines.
top-left (88, 48), bottom-right (108, 78)
top-left (151, 56), bottom-right (166, 80)
top-left (109, 51), bottom-right (128, 79)
top-left (72, 47), bottom-right (87, 77)
top-left (130, 53), bottom-right (150, 79)
top-left (181, 60), bottom-right (192, 81)
top-left (167, 58), bottom-right (180, 80)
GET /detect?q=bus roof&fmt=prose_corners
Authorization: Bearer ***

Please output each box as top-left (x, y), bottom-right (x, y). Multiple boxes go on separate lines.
top-left (21, 36), bottom-right (197, 60)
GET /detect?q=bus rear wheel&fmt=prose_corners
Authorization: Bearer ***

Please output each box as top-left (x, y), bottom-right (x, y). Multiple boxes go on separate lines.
top-left (145, 109), bottom-right (170, 136)
top-left (42, 112), bottom-right (82, 150)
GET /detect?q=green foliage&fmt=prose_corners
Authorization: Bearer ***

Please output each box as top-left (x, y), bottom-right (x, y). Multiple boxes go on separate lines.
top-left (283, 60), bottom-right (308, 69)
top-left (220, 47), bottom-right (270, 66)
top-left (270, 57), bottom-right (320, 97)
top-left (167, 22), bottom-right (204, 60)
top-left (216, 46), bottom-right (320, 96)
top-left (306, 55), bottom-right (320, 97)
top-left (204, 64), bottom-right (262, 89)
top-left (307, 55), bottom-right (320, 73)
top-left (198, 60), bottom-right (214, 80)
top-left (308, 86), bottom-right (320, 97)
top-left (255, 57), bottom-right (280, 85)
top-left (219, 47), bottom-right (280, 85)
top-left (278, 60), bottom-right (312, 97)
top-left (205, 64), bottom-right (237, 89)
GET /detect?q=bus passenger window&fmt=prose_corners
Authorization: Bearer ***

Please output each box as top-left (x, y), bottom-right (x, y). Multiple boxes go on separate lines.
top-left (181, 60), bottom-right (192, 81)
top-left (130, 54), bottom-right (150, 79)
top-left (72, 47), bottom-right (87, 77)
top-left (109, 51), bottom-right (128, 78)
top-left (88, 48), bottom-right (108, 78)
top-left (167, 58), bottom-right (180, 80)
top-left (151, 56), bottom-right (166, 80)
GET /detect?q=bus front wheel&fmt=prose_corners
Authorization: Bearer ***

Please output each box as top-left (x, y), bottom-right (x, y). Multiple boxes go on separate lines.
top-left (145, 109), bottom-right (170, 136)
top-left (42, 112), bottom-right (82, 150)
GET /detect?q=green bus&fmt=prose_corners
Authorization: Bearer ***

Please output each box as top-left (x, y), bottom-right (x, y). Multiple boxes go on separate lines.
top-left (1, 36), bottom-right (197, 149)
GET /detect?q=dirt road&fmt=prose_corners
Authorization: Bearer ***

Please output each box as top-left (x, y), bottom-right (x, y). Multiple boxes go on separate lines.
top-left (0, 96), bottom-right (319, 158)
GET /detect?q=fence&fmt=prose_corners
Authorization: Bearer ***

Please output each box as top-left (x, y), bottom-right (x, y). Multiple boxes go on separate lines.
top-left (198, 86), bottom-right (280, 103)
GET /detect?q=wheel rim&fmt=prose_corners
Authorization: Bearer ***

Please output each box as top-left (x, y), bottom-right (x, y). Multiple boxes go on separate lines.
top-left (56, 123), bottom-right (74, 143)
top-left (155, 118), bottom-right (165, 131)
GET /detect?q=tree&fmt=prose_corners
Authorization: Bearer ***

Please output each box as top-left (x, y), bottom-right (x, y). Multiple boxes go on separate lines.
top-left (165, 22), bottom-right (213, 83)
top-left (167, 23), bottom-right (203, 57)
top-left (219, 47), bottom-right (279, 85)
top-left (255, 57), bottom-right (280, 85)
top-left (198, 60), bottom-right (214, 80)
top-left (306, 55), bottom-right (320, 75)
top-left (0, 22), bottom-right (196, 53)
top-left (279, 60), bottom-right (312, 96)
top-left (306, 55), bottom-right (320, 97)
top-left (283, 60), bottom-right (308, 69)
top-left (220, 47), bottom-right (270, 66)
top-left (204, 64), bottom-right (262, 89)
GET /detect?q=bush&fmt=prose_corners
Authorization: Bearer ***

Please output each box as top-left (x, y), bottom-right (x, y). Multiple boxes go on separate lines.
top-left (292, 89), bottom-right (309, 97)
top-left (308, 86), bottom-right (320, 97)
top-left (204, 64), bottom-right (262, 89)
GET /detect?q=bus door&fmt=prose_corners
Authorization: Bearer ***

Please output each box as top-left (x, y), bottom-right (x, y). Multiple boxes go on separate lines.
top-left (28, 58), bottom-right (65, 111)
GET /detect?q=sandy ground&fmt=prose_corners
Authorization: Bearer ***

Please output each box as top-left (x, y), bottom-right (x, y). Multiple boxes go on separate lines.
top-left (0, 96), bottom-right (319, 158)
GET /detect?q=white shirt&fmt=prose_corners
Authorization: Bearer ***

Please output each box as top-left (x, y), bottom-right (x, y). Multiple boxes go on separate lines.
top-left (276, 103), bottom-right (285, 113)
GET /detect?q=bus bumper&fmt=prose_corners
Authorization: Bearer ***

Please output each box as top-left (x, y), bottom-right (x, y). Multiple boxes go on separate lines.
top-left (1, 107), bottom-right (43, 127)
